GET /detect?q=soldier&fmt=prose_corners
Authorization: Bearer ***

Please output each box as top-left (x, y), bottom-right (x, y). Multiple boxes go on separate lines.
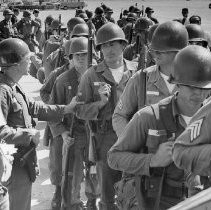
top-left (67, 17), bottom-right (85, 39)
top-left (11, 8), bottom-right (20, 25)
top-left (123, 17), bottom-right (152, 61)
top-left (108, 45), bottom-right (210, 209)
top-left (75, 22), bottom-right (137, 210)
top-left (0, 9), bottom-right (16, 41)
top-left (92, 7), bottom-right (107, 32)
top-left (0, 38), bottom-right (83, 210)
top-left (49, 37), bottom-right (97, 210)
top-left (123, 13), bottom-right (138, 43)
top-left (172, 47), bottom-right (211, 177)
top-left (113, 21), bottom-right (188, 137)
top-left (181, 8), bottom-right (190, 25)
top-left (104, 7), bottom-right (115, 23)
top-left (15, 10), bottom-right (40, 52)
top-left (145, 7), bottom-right (159, 24)
top-left (186, 24), bottom-right (209, 48)
top-left (117, 9), bottom-right (129, 28)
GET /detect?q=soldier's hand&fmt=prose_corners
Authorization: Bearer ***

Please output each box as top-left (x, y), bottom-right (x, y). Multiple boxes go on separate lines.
top-left (64, 96), bottom-right (84, 114)
top-left (61, 131), bottom-right (74, 146)
top-left (0, 151), bottom-right (13, 183)
top-left (30, 129), bottom-right (40, 147)
top-left (97, 82), bottom-right (111, 104)
top-left (150, 141), bottom-right (174, 167)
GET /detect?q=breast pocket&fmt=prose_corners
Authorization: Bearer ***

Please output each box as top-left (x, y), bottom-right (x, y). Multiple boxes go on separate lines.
top-left (146, 130), bottom-right (168, 154)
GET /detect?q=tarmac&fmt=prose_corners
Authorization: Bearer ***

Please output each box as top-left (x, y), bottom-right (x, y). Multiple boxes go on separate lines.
top-left (19, 75), bottom-right (86, 210)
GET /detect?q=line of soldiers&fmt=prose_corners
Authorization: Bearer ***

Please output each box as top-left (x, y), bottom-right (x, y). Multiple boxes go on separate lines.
top-left (1, 3), bottom-right (211, 210)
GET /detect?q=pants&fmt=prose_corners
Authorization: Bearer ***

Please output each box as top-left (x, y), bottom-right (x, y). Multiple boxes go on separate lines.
top-left (6, 164), bottom-right (31, 210)
top-left (49, 136), bottom-right (63, 186)
top-left (95, 131), bottom-right (122, 210)
top-left (0, 187), bottom-right (9, 210)
top-left (63, 134), bottom-right (98, 205)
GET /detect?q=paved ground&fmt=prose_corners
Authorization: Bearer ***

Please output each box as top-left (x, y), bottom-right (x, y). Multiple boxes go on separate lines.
top-left (19, 75), bottom-right (86, 210)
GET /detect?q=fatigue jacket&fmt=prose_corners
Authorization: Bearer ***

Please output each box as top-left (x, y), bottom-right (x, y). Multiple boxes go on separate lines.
top-left (16, 18), bottom-right (40, 39)
top-left (173, 99), bottom-right (211, 177)
top-left (49, 67), bottom-right (86, 137)
top-left (0, 19), bottom-right (16, 41)
top-left (76, 59), bottom-right (137, 133)
top-left (40, 63), bottom-right (69, 103)
top-left (108, 95), bottom-right (200, 190)
top-left (113, 65), bottom-right (178, 137)
top-left (0, 73), bottom-right (65, 146)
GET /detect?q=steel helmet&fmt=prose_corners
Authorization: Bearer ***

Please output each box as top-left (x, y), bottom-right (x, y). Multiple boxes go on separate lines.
top-left (23, 10), bottom-right (31, 18)
top-left (67, 17), bottom-right (85, 32)
top-left (150, 21), bottom-right (188, 52)
top-left (0, 38), bottom-right (31, 67)
top-left (95, 7), bottom-right (104, 15)
top-left (69, 37), bottom-right (88, 55)
top-left (189, 15), bottom-right (201, 25)
top-left (169, 45), bottom-right (211, 89)
top-left (134, 17), bottom-right (152, 33)
top-left (51, 19), bottom-right (60, 30)
top-left (78, 13), bottom-right (88, 21)
top-left (147, 24), bottom-right (159, 43)
top-left (3, 9), bottom-right (13, 16)
top-left (186, 24), bottom-right (207, 42)
top-left (126, 13), bottom-right (137, 22)
top-left (71, 23), bottom-right (89, 38)
top-left (45, 15), bottom-right (54, 25)
top-left (96, 22), bottom-right (127, 50)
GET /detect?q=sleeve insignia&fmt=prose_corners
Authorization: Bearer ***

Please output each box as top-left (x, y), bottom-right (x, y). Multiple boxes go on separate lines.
top-left (187, 118), bottom-right (203, 142)
top-left (118, 99), bottom-right (123, 110)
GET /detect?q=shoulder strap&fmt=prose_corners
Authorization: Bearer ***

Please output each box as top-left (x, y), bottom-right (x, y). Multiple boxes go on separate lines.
top-left (150, 98), bottom-right (177, 138)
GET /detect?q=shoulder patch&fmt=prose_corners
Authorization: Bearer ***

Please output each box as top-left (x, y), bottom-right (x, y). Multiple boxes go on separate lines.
top-left (187, 118), bottom-right (204, 142)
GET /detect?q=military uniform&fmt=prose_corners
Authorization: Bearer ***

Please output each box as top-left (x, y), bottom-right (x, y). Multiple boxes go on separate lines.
top-left (49, 67), bottom-right (91, 207)
top-left (92, 15), bottom-right (107, 31)
top-left (0, 19), bottom-right (16, 41)
top-left (15, 18), bottom-right (40, 52)
top-left (108, 95), bottom-right (200, 209)
top-left (113, 65), bottom-right (177, 137)
top-left (0, 72), bottom-right (66, 210)
top-left (173, 100), bottom-right (211, 177)
top-left (76, 59), bottom-right (137, 209)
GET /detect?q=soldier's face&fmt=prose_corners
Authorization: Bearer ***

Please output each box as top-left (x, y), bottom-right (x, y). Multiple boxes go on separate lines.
top-left (179, 85), bottom-right (210, 107)
top-left (101, 41), bottom-right (124, 63)
top-left (152, 50), bottom-right (177, 66)
top-left (18, 54), bottom-right (32, 75)
top-left (73, 53), bottom-right (88, 73)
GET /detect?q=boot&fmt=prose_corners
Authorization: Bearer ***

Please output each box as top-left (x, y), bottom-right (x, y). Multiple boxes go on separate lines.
top-left (51, 186), bottom-right (61, 210)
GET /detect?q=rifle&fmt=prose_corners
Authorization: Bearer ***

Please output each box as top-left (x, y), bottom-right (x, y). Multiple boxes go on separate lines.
top-left (119, 8), bottom-right (123, 19)
top-left (44, 20), bottom-right (48, 40)
top-left (137, 44), bottom-right (148, 107)
top-left (58, 14), bottom-right (61, 36)
top-left (61, 115), bottom-right (75, 210)
top-left (142, 5), bottom-right (145, 17)
top-left (128, 22), bottom-right (134, 44)
top-left (87, 21), bottom-right (93, 68)
top-left (87, 23), bottom-right (98, 165)
top-left (54, 14), bottom-right (63, 70)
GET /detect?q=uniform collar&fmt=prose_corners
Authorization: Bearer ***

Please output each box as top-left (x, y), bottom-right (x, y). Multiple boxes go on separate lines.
top-left (171, 93), bottom-right (187, 128)
top-left (147, 65), bottom-right (175, 96)
top-left (0, 72), bottom-right (16, 88)
top-left (95, 59), bottom-right (137, 84)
